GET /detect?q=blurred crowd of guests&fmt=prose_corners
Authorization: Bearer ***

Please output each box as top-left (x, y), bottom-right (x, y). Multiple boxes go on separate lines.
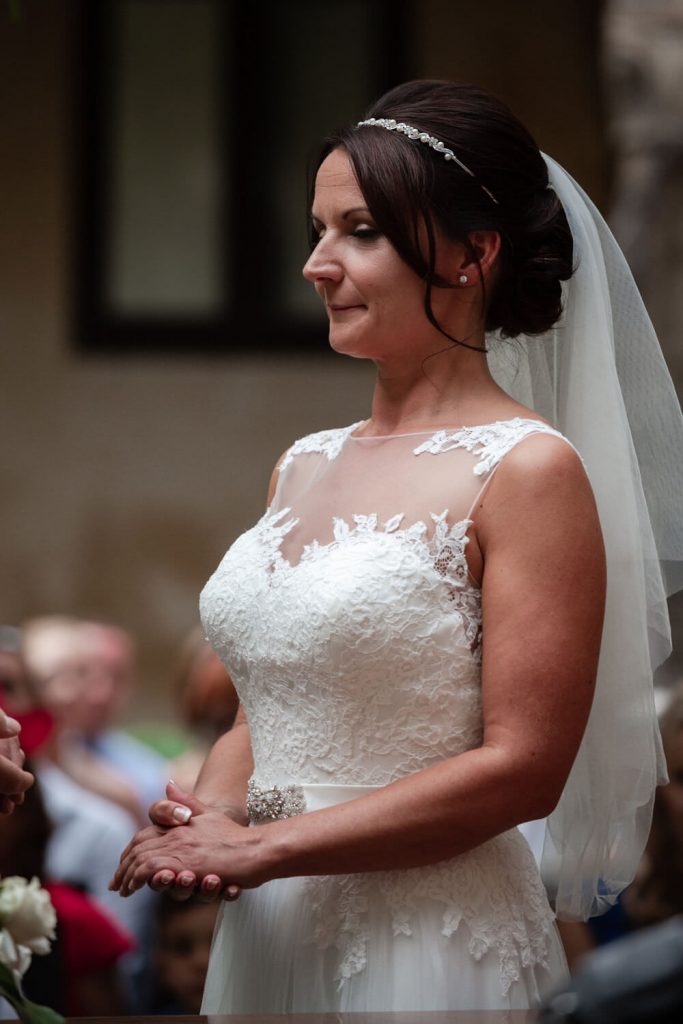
top-left (0, 617), bottom-right (237, 1015)
top-left (2, 615), bottom-right (683, 1014)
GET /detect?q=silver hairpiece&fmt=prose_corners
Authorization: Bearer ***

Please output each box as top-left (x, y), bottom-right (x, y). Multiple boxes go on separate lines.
top-left (356, 117), bottom-right (498, 205)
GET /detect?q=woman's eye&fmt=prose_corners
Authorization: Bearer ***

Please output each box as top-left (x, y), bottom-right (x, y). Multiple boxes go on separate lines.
top-left (352, 226), bottom-right (379, 241)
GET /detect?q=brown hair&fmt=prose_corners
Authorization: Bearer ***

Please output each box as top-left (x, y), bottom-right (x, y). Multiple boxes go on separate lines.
top-left (309, 80), bottom-right (574, 346)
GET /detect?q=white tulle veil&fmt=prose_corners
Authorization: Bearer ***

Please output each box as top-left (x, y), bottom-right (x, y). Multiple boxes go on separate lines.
top-left (488, 155), bottom-right (683, 920)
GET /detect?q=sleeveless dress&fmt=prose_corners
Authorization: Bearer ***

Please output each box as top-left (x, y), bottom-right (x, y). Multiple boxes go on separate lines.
top-left (199, 417), bottom-right (571, 1013)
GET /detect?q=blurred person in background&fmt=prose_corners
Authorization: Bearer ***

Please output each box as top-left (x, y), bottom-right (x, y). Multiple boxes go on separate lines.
top-left (169, 626), bottom-right (239, 792)
top-left (548, 682), bottom-right (683, 970)
top-left (588, 682), bottom-right (683, 945)
top-left (23, 616), bottom-right (167, 823)
top-left (0, 763), bottom-right (134, 1016)
top-left (3, 621), bottom-right (157, 1010)
top-left (147, 897), bottom-right (219, 1014)
top-left (74, 620), bottom-right (168, 812)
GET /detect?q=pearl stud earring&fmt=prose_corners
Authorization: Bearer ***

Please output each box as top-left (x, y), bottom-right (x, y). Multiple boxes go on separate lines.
top-left (459, 274), bottom-right (468, 284)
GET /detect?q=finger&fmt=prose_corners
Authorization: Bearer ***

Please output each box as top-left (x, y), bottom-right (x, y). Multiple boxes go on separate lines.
top-left (196, 874), bottom-right (223, 902)
top-left (122, 853), bottom-right (185, 897)
top-left (167, 872), bottom-right (198, 902)
top-left (0, 760), bottom-right (34, 794)
top-left (0, 713), bottom-right (21, 739)
top-left (147, 780), bottom-right (207, 827)
top-left (150, 870), bottom-right (178, 893)
top-left (224, 884), bottom-right (242, 902)
top-left (165, 779), bottom-right (208, 816)
top-left (110, 840), bottom-right (142, 891)
top-left (0, 795), bottom-right (14, 815)
top-left (148, 798), bottom-right (193, 828)
top-left (111, 838), bottom-right (152, 891)
top-left (110, 825), bottom-right (167, 890)
top-left (1, 737), bottom-right (26, 767)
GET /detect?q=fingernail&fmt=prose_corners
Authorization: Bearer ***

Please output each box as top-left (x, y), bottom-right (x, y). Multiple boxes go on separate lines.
top-left (173, 806), bottom-right (191, 823)
top-left (4, 716), bottom-right (20, 733)
top-left (180, 875), bottom-right (194, 888)
top-left (205, 878), bottom-right (219, 891)
top-left (127, 880), bottom-right (136, 892)
top-left (159, 872), bottom-right (174, 885)
top-left (227, 885), bottom-right (239, 898)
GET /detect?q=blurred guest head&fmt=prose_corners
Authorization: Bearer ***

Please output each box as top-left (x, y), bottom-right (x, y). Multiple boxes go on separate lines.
top-left (23, 616), bottom-right (136, 738)
top-left (177, 626), bottom-right (238, 741)
top-left (153, 897), bottom-right (218, 1013)
top-left (73, 621), bottom-right (136, 737)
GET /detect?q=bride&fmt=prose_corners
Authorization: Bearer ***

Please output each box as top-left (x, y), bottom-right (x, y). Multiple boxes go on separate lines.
top-left (111, 81), bottom-right (683, 1011)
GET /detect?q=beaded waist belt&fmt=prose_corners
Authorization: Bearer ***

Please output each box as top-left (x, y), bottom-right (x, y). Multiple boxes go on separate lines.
top-left (246, 778), bottom-right (380, 825)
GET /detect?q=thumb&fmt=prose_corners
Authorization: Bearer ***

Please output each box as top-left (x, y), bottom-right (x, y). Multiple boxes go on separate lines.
top-left (166, 779), bottom-right (207, 816)
top-left (148, 780), bottom-right (207, 827)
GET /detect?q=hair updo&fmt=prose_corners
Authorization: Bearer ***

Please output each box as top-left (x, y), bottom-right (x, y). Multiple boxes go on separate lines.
top-left (310, 80), bottom-right (574, 341)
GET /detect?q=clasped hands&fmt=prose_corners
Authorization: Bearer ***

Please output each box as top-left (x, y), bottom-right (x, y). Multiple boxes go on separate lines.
top-left (109, 781), bottom-right (261, 902)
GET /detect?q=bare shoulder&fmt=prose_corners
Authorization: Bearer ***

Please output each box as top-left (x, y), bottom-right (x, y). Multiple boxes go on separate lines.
top-left (508, 428), bottom-right (587, 480)
top-left (475, 429), bottom-right (602, 563)
top-left (487, 428), bottom-right (592, 510)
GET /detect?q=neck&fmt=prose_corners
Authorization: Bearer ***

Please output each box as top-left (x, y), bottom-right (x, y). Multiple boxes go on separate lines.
top-left (365, 343), bottom-right (508, 436)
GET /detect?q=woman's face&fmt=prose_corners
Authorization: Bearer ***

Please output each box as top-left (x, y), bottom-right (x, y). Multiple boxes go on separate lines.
top-left (303, 147), bottom-right (467, 363)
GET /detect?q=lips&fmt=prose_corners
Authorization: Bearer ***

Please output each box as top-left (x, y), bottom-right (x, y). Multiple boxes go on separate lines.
top-left (327, 304), bottom-right (365, 312)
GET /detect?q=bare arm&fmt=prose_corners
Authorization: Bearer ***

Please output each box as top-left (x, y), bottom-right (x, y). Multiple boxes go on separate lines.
top-left (192, 704), bottom-right (254, 822)
top-left (113, 435), bottom-right (606, 893)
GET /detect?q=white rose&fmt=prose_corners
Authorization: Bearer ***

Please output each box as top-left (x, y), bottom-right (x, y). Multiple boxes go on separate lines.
top-left (0, 877), bottom-right (56, 955)
top-left (0, 928), bottom-right (32, 975)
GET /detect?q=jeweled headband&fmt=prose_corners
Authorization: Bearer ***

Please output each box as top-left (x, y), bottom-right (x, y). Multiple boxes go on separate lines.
top-left (356, 117), bottom-right (499, 205)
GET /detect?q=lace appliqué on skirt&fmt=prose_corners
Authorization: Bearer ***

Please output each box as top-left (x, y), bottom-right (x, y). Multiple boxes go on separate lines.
top-left (306, 830), bottom-right (555, 996)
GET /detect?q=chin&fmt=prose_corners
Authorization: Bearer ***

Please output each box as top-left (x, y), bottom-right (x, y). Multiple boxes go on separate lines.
top-left (327, 331), bottom-right (407, 364)
top-left (327, 328), bottom-right (371, 359)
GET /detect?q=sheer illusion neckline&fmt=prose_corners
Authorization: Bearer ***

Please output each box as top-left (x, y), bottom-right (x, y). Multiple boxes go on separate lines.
top-left (348, 416), bottom-right (548, 441)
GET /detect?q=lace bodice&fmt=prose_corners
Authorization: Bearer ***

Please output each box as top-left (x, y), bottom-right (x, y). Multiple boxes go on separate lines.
top-left (200, 417), bottom-right (566, 788)
top-left (200, 417), bottom-right (569, 996)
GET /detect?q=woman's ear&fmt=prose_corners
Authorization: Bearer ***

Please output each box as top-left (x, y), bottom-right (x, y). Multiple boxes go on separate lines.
top-left (462, 230), bottom-right (501, 280)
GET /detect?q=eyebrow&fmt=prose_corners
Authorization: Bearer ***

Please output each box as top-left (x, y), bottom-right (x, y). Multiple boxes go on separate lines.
top-left (342, 206), bottom-right (371, 219)
top-left (311, 206), bottom-right (372, 222)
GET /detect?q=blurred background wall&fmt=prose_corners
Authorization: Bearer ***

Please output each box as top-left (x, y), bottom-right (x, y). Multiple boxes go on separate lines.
top-left (1, 0), bottom-right (681, 722)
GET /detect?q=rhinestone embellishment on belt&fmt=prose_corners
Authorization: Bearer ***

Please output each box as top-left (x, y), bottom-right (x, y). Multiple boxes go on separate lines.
top-left (246, 780), bottom-right (306, 824)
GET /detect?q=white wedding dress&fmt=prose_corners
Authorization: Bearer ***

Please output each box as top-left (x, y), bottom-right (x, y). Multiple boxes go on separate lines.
top-left (199, 417), bottom-right (570, 1013)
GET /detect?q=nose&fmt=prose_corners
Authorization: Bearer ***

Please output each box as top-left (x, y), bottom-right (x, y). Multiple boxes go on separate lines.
top-left (302, 235), bottom-right (343, 285)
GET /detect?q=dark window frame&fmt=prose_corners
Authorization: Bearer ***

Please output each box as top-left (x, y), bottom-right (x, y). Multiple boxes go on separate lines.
top-left (73, 0), bottom-right (409, 356)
